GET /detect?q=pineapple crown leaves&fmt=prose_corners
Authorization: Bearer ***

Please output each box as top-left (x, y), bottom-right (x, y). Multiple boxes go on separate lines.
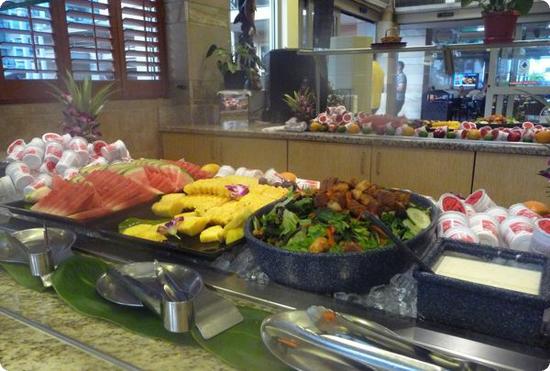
top-left (47, 71), bottom-right (116, 118)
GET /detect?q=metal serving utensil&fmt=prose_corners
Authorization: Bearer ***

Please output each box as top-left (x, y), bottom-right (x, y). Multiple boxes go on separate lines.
top-left (261, 307), bottom-right (495, 371)
top-left (361, 211), bottom-right (434, 273)
top-left (0, 230), bottom-right (29, 264)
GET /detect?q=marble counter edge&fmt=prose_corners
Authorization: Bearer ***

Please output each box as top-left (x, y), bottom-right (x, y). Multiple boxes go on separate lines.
top-left (159, 126), bottom-right (550, 156)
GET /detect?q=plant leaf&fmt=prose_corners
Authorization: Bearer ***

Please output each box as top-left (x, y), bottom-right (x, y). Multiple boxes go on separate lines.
top-left (514, 0), bottom-right (533, 15)
top-left (206, 44), bottom-right (218, 58)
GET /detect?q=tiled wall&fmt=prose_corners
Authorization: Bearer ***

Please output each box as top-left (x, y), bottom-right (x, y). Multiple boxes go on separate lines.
top-left (0, 99), bottom-right (172, 159)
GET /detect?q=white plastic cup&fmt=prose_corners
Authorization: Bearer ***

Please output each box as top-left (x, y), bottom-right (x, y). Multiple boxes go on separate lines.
top-left (56, 150), bottom-right (81, 175)
top-left (87, 156), bottom-right (108, 166)
top-left (7, 138), bottom-right (25, 155)
top-left (464, 204), bottom-right (476, 217)
top-left (486, 206), bottom-right (509, 224)
top-left (246, 169), bottom-right (264, 178)
top-left (91, 140), bottom-right (108, 156)
top-left (36, 173), bottom-right (52, 187)
top-left (235, 167), bottom-right (248, 176)
top-left (529, 218), bottom-right (550, 256)
top-left (215, 165), bottom-right (235, 177)
top-left (42, 132), bottom-right (64, 144)
top-left (68, 136), bottom-right (88, 152)
top-left (6, 145), bottom-right (25, 162)
top-left (443, 226), bottom-right (480, 244)
top-left (39, 160), bottom-right (57, 174)
top-left (508, 203), bottom-right (540, 221)
top-left (28, 137), bottom-right (45, 149)
top-left (100, 140), bottom-right (127, 162)
top-left (22, 145), bottom-right (44, 170)
top-left (438, 211), bottom-right (468, 235)
top-left (44, 141), bottom-right (64, 162)
top-left (63, 167), bottom-right (80, 180)
top-left (6, 161), bottom-right (34, 191)
top-left (437, 193), bottom-right (466, 214)
top-left (75, 150), bottom-right (89, 165)
top-left (62, 134), bottom-right (72, 148)
top-left (500, 215), bottom-right (534, 251)
top-left (465, 189), bottom-right (496, 212)
top-left (0, 176), bottom-right (17, 200)
top-left (469, 213), bottom-right (499, 246)
top-left (23, 177), bottom-right (51, 195)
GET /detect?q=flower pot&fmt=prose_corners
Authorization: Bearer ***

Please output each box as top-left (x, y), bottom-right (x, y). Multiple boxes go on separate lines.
top-left (223, 71), bottom-right (246, 90)
top-left (483, 11), bottom-right (519, 44)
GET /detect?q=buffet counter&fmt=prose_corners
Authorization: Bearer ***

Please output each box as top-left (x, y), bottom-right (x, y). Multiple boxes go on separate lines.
top-left (0, 263), bottom-right (232, 371)
top-left (160, 124), bottom-right (550, 206)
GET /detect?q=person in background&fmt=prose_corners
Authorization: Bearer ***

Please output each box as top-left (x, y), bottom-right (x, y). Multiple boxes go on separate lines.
top-left (371, 60), bottom-right (385, 113)
top-left (395, 61), bottom-right (407, 115)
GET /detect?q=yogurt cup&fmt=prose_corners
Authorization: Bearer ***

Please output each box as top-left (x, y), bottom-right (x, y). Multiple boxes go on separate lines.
top-left (7, 162), bottom-right (34, 191)
top-left (469, 213), bottom-right (499, 236)
top-left (75, 150), bottom-right (89, 165)
top-left (486, 206), bottom-right (508, 224)
top-left (45, 141), bottom-right (64, 162)
top-left (23, 177), bottom-right (50, 195)
top-left (6, 161), bottom-right (31, 178)
top-left (0, 176), bottom-right (17, 199)
top-left (62, 134), bottom-right (72, 148)
top-left (56, 150), bottom-right (81, 175)
top-left (500, 215), bottom-right (534, 251)
top-left (443, 226), bottom-right (479, 244)
top-left (529, 218), bottom-right (550, 256)
top-left (471, 225), bottom-right (500, 247)
top-left (7, 138), bottom-right (25, 155)
top-left (6, 145), bottom-right (25, 162)
top-left (28, 137), bottom-right (45, 149)
top-left (22, 145), bottom-right (44, 170)
top-left (438, 211), bottom-right (468, 235)
top-left (42, 132), bottom-right (64, 144)
top-left (63, 167), bottom-right (80, 180)
top-left (437, 193), bottom-right (466, 214)
top-left (465, 189), bottom-right (496, 212)
top-left (40, 159), bottom-right (58, 174)
top-left (101, 140), bottom-right (127, 162)
top-left (235, 167), bottom-right (248, 176)
top-left (464, 204), bottom-right (476, 217)
top-left (215, 165), bottom-right (235, 177)
top-left (68, 136), bottom-right (88, 152)
top-left (508, 203), bottom-right (540, 221)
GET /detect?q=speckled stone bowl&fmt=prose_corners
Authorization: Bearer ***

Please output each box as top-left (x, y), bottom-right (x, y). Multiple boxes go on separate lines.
top-left (415, 239), bottom-right (550, 346)
top-left (244, 193), bottom-right (439, 294)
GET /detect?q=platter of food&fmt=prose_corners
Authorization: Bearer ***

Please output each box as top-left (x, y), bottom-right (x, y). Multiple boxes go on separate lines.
top-left (245, 177), bottom-right (439, 293)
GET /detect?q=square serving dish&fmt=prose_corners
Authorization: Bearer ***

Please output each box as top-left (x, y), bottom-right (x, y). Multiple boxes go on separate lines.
top-left (415, 238), bottom-right (550, 346)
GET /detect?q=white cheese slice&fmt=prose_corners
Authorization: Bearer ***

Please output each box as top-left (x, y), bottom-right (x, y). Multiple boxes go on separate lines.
top-left (432, 252), bottom-right (542, 296)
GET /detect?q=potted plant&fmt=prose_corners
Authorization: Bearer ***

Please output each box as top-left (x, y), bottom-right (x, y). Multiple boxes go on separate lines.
top-left (461, 0), bottom-right (533, 43)
top-left (206, 43), bottom-right (263, 90)
top-left (283, 87), bottom-right (316, 123)
top-left (49, 71), bottom-right (115, 142)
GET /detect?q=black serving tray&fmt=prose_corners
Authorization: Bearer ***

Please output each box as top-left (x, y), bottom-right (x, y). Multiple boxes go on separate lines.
top-left (2, 199), bottom-right (235, 259)
top-left (93, 202), bottom-right (235, 260)
top-left (415, 238), bottom-right (550, 347)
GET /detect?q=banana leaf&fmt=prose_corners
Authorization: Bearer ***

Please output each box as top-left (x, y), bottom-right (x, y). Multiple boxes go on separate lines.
top-left (0, 262), bottom-right (49, 292)
top-left (191, 308), bottom-right (291, 371)
top-left (51, 255), bottom-right (195, 345)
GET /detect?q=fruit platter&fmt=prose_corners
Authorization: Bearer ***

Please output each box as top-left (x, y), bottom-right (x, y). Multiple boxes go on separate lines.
top-left (245, 177), bottom-right (439, 293)
top-left (303, 105), bottom-right (550, 143)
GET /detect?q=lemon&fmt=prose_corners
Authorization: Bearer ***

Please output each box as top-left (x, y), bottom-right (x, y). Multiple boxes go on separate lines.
top-left (400, 125), bottom-right (415, 136)
top-left (200, 163), bottom-right (220, 176)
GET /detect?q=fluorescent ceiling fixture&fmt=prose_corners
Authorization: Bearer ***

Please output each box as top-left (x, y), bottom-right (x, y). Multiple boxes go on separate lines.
top-left (476, 26), bottom-right (485, 31)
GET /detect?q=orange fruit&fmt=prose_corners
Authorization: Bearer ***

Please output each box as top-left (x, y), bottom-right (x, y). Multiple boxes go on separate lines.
top-left (535, 131), bottom-right (550, 143)
top-left (279, 171), bottom-right (297, 182)
top-left (400, 125), bottom-right (415, 136)
top-left (467, 129), bottom-right (481, 140)
top-left (310, 121), bottom-right (322, 132)
top-left (523, 200), bottom-right (550, 215)
top-left (346, 123), bottom-right (361, 134)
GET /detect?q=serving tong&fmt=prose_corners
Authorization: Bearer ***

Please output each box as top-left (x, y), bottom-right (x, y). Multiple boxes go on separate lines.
top-left (103, 260), bottom-right (243, 337)
top-left (262, 306), bottom-right (495, 371)
top-left (0, 224), bottom-right (75, 287)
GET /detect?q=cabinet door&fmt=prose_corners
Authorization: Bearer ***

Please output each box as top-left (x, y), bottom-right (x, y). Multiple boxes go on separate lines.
top-left (217, 137), bottom-right (287, 170)
top-left (473, 152), bottom-right (547, 206)
top-left (371, 146), bottom-right (474, 197)
top-left (288, 141), bottom-right (371, 181)
top-left (161, 133), bottom-right (221, 164)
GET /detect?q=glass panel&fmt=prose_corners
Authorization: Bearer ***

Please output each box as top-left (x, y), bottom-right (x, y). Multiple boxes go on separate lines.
top-left (5, 70), bottom-right (56, 79)
top-left (72, 71), bottom-right (114, 80)
top-left (496, 46), bottom-right (550, 87)
top-left (337, 12), bottom-right (376, 40)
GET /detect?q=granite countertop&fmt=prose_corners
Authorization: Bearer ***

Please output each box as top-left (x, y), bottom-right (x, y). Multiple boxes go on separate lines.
top-left (0, 270), bottom-right (234, 371)
top-left (160, 124), bottom-right (550, 156)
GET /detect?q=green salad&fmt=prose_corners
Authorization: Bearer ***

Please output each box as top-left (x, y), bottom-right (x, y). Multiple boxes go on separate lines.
top-left (252, 193), bottom-right (431, 254)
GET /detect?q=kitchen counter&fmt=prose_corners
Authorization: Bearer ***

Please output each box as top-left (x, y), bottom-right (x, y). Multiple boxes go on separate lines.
top-left (160, 124), bottom-right (550, 156)
top-left (0, 269), bottom-right (234, 370)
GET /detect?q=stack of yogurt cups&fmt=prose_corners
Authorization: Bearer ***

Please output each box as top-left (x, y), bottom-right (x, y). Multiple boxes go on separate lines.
top-left (1, 133), bottom-right (130, 199)
top-left (437, 189), bottom-right (544, 252)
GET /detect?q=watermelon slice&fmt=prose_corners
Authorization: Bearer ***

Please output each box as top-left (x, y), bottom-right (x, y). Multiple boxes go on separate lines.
top-left (143, 166), bottom-right (179, 194)
top-left (172, 160), bottom-right (212, 180)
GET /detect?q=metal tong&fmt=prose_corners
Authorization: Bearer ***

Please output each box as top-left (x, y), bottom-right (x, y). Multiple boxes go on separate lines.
top-left (309, 306), bottom-right (494, 370)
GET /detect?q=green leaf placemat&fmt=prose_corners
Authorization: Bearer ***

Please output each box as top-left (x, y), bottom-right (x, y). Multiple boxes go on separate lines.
top-left (191, 307), bottom-right (291, 371)
top-left (51, 255), bottom-right (195, 345)
top-left (0, 262), bottom-right (49, 292)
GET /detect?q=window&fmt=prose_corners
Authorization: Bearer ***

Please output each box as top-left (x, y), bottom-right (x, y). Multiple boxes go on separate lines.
top-left (0, 0), bottom-right (166, 103)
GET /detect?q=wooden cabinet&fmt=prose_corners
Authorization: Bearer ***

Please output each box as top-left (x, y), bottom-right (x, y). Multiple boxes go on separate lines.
top-left (162, 133), bottom-right (287, 170)
top-left (216, 136), bottom-right (287, 170)
top-left (161, 133), bottom-right (221, 164)
top-left (473, 152), bottom-right (548, 206)
top-left (288, 141), bottom-right (371, 181)
top-left (371, 146), bottom-right (474, 198)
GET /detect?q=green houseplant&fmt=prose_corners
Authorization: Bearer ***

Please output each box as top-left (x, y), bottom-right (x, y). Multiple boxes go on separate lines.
top-left (461, 0), bottom-right (534, 43)
top-left (206, 43), bottom-right (262, 90)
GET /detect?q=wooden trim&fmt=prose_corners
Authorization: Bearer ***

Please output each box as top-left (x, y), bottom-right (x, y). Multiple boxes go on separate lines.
top-left (0, 0), bottom-right (168, 103)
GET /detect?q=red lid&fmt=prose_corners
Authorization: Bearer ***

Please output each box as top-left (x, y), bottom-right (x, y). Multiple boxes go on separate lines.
top-left (441, 196), bottom-right (466, 213)
top-left (537, 219), bottom-right (550, 234)
top-left (465, 190), bottom-right (483, 205)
